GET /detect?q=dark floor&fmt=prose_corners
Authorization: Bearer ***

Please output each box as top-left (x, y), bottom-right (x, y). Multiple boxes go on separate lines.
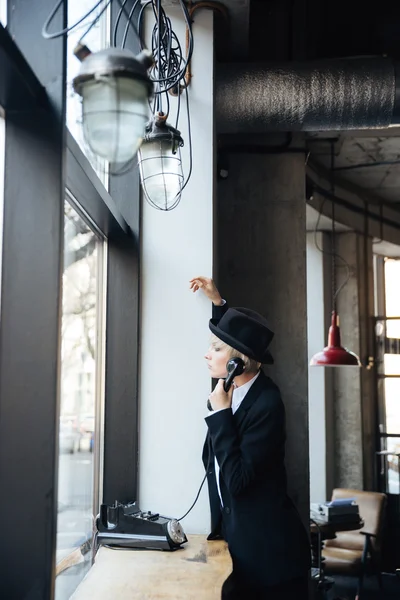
top-left (327, 573), bottom-right (400, 599)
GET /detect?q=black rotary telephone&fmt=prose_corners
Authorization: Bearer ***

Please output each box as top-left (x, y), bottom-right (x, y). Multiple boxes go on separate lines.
top-left (207, 357), bottom-right (245, 411)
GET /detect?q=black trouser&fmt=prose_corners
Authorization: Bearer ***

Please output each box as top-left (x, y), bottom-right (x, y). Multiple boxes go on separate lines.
top-left (220, 512), bottom-right (309, 600)
top-left (221, 572), bottom-right (309, 600)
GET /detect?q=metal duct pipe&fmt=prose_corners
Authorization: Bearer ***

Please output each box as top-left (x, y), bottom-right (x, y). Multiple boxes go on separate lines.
top-left (215, 58), bottom-right (400, 134)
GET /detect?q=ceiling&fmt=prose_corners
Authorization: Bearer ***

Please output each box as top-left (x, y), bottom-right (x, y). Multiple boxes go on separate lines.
top-left (170, 1), bottom-right (400, 234)
top-left (211, 0), bottom-right (400, 253)
top-left (306, 130), bottom-right (400, 206)
top-left (215, 0), bottom-right (400, 214)
top-left (306, 204), bottom-right (400, 257)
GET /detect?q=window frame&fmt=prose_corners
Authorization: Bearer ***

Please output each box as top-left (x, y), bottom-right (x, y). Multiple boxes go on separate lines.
top-left (0, 2), bottom-right (141, 597)
top-left (374, 257), bottom-right (400, 494)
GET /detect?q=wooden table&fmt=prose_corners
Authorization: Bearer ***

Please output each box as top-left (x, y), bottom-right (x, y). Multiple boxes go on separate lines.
top-left (71, 535), bottom-right (232, 599)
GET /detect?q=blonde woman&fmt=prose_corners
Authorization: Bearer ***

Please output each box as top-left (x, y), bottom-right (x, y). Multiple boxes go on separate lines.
top-left (190, 277), bottom-right (310, 600)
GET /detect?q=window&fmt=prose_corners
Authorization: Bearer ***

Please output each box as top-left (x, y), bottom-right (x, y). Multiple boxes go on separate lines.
top-left (55, 197), bottom-right (106, 599)
top-left (67, 1), bottom-right (109, 186)
top-left (0, 5), bottom-right (139, 596)
top-left (375, 258), bottom-right (400, 494)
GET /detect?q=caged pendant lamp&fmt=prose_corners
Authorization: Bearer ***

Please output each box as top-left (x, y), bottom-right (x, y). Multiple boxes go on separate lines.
top-left (138, 112), bottom-right (184, 211)
top-left (310, 144), bottom-right (361, 368)
top-left (72, 45), bottom-right (153, 165)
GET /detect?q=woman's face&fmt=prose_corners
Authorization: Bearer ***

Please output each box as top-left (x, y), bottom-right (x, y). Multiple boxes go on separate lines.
top-left (204, 339), bottom-right (230, 379)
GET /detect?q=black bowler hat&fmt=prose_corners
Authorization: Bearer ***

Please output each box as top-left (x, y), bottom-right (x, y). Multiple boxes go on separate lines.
top-left (209, 307), bottom-right (274, 364)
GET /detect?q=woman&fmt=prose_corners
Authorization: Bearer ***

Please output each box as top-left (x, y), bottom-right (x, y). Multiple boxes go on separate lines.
top-left (190, 276), bottom-right (311, 600)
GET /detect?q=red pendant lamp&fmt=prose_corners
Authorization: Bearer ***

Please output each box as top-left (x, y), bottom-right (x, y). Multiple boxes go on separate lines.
top-left (310, 311), bottom-right (361, 366)
top-left (310, 143), bottom-right (361, 368)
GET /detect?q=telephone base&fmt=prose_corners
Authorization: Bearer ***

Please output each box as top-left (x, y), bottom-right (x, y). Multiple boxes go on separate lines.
top-left (96, 500), bottom-right (188, 551)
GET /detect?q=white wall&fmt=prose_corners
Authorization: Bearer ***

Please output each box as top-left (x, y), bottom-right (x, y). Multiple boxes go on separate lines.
top-left (139, 10), bottom-right (214, 533)
top-left (307, 233), bottom-right (328, 502)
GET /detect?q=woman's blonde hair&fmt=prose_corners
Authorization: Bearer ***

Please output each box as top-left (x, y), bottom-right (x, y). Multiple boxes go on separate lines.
top-left (210, 334), bottom-right (261, 374)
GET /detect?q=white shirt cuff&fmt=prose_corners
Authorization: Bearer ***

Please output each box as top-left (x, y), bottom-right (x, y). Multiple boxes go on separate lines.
top-left (213, 298), bottom-right (226, 306)
top-left (205, 407), bottom-right (230, 419)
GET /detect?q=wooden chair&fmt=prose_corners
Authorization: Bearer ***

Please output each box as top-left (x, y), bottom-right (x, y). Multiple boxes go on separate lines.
top-left (322, 488), bottom-right (387, 600)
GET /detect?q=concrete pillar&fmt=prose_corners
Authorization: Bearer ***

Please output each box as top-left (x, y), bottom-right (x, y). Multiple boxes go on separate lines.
top-left (216, 153), bottom-right (309, 523)
top-left (334, 231), bottom-right (375, 490)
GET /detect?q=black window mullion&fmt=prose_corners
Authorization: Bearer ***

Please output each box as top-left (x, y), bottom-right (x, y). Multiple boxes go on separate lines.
top-left (0, 1), bottom-right (66, 598)
top-left (102, 0), bottom-right (142, 505)
top-left (0, 23), bottom-right (44, 110)
top-left (103, 231), bottom-right (140, 504)
top-left (66, 131), bottom-right (129, 237)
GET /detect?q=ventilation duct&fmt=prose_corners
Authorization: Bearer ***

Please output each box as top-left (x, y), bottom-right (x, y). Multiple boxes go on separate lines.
top-left (215, 57), bottom-right (400, 134)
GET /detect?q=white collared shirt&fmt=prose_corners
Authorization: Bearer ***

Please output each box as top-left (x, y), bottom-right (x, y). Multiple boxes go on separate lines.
top-left (208, 371), bottom-right (260, 506)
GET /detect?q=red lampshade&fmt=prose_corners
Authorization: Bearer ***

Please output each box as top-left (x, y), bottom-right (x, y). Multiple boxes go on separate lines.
top-left (310, 311), bottom-right (361, 367)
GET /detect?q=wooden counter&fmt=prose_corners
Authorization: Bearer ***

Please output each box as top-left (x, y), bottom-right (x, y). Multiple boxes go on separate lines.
top-left (71, 535), bottom-right (232, 599)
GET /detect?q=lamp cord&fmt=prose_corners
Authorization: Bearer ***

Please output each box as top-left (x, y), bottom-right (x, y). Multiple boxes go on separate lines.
top-left (312, 143), bottom-right (351, 303)
top-left (115, 0), bottom-right (143, 48)
top-left (156, 0), bottom-right (162, 113)
top-left (42, 0), bottom-right (107, 39)
top-left (42, 0), bottom-right (195, 99)
top-left (116, 0), bottom-right (194, 197)
top-left (112, 0), bottom-right (194, 110)
top-left (42, 0), bottom-right (194, 199)
top-left (331, 143), bottom-right (337, 312)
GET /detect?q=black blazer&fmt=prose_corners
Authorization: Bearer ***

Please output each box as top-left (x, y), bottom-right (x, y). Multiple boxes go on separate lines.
top-left (202, 305), bottom-right (311, 588)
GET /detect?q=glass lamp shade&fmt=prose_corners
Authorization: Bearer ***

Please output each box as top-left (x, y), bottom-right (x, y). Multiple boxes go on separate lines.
top-left (138, 139), bottom-right (184, 210)
top-left (310, 311), bottom-right (361, 367)
top-left (81, 76), bottom-right (149, 164)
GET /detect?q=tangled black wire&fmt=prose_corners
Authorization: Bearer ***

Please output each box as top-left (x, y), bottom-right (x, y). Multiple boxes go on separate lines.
top-left (117, 0), bottom-right (193, 116)
top-left (113, 0), bottom-right (193, 200)
top-left (42, 0), bottom-right (194, 200)
top-left (43, 0), bottom-right (193, 118)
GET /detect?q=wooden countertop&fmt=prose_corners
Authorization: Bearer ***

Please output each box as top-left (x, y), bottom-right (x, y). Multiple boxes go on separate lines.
top-left (71, 535), bottom-right (232, 599)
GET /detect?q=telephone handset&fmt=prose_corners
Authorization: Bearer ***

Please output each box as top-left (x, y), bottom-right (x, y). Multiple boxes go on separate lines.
top-left (207, 357), bottom-right (245, 411)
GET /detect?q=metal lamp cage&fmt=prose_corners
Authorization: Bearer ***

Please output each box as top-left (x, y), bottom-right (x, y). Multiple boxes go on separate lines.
top-left (138, 115), bottom-right (185, 211)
